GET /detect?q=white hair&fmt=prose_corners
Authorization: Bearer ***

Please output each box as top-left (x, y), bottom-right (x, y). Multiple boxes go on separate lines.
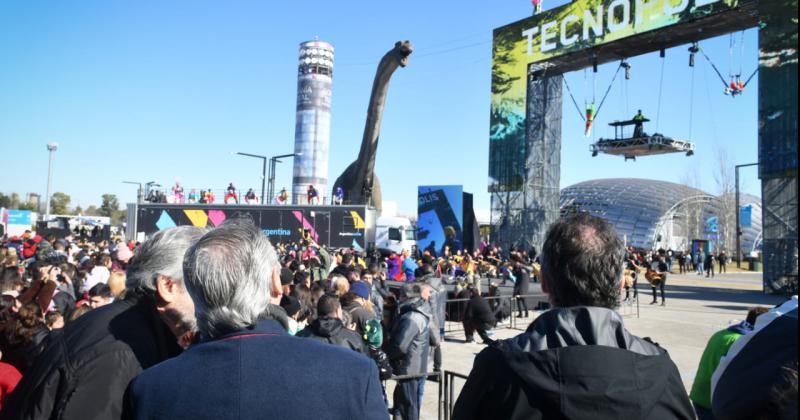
top-left (183, 218), bottom-right (279, 339)
top-left (126, 226), bottom-right (207, 295)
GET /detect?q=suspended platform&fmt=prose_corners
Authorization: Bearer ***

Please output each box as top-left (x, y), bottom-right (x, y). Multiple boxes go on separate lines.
top-left (590, 119), bottom-right (695, 161)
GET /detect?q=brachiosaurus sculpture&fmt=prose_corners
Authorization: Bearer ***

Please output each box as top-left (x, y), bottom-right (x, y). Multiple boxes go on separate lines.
top-left (332, 40), bottom-right (413, 212)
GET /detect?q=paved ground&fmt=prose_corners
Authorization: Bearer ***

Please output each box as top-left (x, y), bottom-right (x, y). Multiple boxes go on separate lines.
top-left (386, 271), bottom-right (786, 419)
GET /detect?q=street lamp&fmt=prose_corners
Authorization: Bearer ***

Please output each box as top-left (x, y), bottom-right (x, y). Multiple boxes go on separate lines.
top-left (45, 142), bottom-right (58, 220)
top-left (268, 153), bottom-right (300, 203)
top-left (735, 162), bottom-right (758, 268)
top-left (122, 181), bottom-right (144, 203)
top-left (234, 152), bottom-right (268, 204)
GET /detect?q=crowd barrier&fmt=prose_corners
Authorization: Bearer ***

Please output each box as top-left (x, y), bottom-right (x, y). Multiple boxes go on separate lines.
top-left (442, 370), bottom-right (469, 420)
top-left (382, 370), bottom-right (471, 420)
top-left (443, 293), bottom-right (548, 335)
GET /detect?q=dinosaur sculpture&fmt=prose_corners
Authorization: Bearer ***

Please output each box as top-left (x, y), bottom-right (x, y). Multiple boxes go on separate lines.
top-left (332, 40), bottom-right (413, 212)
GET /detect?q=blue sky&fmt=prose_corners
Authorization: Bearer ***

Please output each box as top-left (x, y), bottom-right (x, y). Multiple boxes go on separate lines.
top-left (0, 1), bottom-right (761, 214)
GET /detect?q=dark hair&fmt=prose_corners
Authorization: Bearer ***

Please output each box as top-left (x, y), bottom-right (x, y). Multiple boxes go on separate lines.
top-left (88, 283), bottom-right (113, 299)
top-left (746, 306), bottom-right (770, 326)
top-left (541, 213), bottom-right (624, 309)
top-left (317, 293), bottom-right (341, 317)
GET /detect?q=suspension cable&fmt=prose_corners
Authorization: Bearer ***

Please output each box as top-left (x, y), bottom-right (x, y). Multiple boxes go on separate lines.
top-left (688, 64), bottom-right (696, 139)
top-left (655, 55), bottom-right (666, 132)
top-left (563, 76), bottom-right (586, 122)
top-left (700, 47), bottom-right (729, 88)
top-left (593, 61), bottom-right (623, 121)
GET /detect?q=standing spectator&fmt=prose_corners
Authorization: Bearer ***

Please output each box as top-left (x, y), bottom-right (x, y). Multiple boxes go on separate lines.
top-left (0, 359), bottom-right (21, 411)
top-left (452, 214), bottom-right (693, 420)
top-left (650, 255), bottom-right (669, 306)
top-left (462, 287), bottom-right (496, 344)
top-left (341, 282), bottom-right (375, 338)
top-left (386, 282), bottom-right (432, 420)
top-left (297, 293), bottom-right (367, 355)
top-left (697, 249), bottom-right (705, 275)
top-left (401, 249), bottom-right (418, 282)
top-left (512, 261), bottom-right (530, 318)
top-left (689, 307), bottom-right (768, 420)
top-left (1, 226), bottom-right (204, 420)
top-left (126, 219), bottom-right (386, 420)
top-left (705, 251), bottom-right (716, 278)
top-left (718, 250), bottom-right (727, 273)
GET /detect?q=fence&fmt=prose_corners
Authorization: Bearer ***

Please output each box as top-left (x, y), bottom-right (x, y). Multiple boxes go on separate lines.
top-left (443, 293), bottom-right (548, 335)
top-left (382, 370), bottom-right (470, 420)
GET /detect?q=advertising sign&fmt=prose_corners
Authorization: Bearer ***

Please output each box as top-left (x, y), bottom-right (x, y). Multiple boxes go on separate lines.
top-left (490, 0), bottom-right (749, 192)
top-left (6, 210), bottom-right (32, 226)
top-left (740, 204), bottom-right (752, 228)
top-left (417, 186), bottom-right (464, 256)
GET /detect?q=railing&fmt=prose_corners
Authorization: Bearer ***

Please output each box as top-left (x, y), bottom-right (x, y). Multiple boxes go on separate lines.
top-left (443, 293), bottom-right (549, 335)
top-left (442, 370), bottom-right (469, 420)
top-left (383, 371), bottom-right (444, 420)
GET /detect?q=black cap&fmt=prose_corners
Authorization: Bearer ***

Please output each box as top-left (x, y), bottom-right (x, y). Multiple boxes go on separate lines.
top-left (280, 295), bottom-right (301, 317)
top-left (280, 267), bottom-right (294, 286)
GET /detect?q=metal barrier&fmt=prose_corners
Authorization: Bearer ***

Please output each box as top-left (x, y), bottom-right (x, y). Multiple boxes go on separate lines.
top-left (442, 370), bottom-right (469, 420)
top-left (444, 293), bottom-right (548, 335)
top-left (382, 371), bottom-right (444, 420)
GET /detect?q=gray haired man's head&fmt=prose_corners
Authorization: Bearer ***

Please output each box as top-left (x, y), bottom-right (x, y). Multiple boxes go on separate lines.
top-left (126, 226), bottom-right (207, 295)
top-left (183, 218), bottom-right (280, 339)
top-left (540, 213), bottom-right (625, 309)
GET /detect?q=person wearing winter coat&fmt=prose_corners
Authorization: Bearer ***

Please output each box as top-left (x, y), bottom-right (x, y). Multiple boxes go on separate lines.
top-left (298, 294), bottom-right (368, 355)
top-left (386, 282), bottom-right (432, 420)
top-left (462, 288), bottom-right (496, 344)
top-left (452, 214), bottom-right (694, 420)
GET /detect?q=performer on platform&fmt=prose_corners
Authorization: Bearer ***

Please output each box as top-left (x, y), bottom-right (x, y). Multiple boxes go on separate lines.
top-left (172, 181), bottom-right (184, 204)
top-left (307, 185), bottom-right (319, 205)
top-left (225, 183), bottom-right (238, 204)
top-left (206, 189), bottom-right (216, 204)
top-left (633, 109), bottom-right (646, 137)
top-left (244, 188), bottom-right (258, 204)
top-left (333, 186), bottom-right (344, 205)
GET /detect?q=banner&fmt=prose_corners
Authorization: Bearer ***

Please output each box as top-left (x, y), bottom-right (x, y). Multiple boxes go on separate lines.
top-left (740, 204), bottom-right (752, 228)
top-left (490, 0), bottom-right (750, 192)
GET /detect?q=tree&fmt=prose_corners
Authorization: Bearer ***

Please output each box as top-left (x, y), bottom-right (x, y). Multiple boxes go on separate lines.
top-left (84, 205), bottom-right (100, 216)
top-left (100, 194), bottom-right (120, 218)
top-left (74, 205), bottom-right (83, 215)
top-left (50, 192), bottom-right (72, 215)
top-left (0, 193), bottom-right (10, 209)
top-left (18, 201), bottom-right (37, 211)
top-left (713, 147), bottom-right (736, 255)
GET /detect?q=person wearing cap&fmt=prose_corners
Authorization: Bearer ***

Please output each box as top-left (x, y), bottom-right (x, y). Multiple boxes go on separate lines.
top-left (386, 282), bottom-right (433, 420)
top-left (341, 281), bottom-right (376, 338)
top-left (125, 218), bottom-right (386, 420)
top-left (279, 267), bottom-right (294, 296)
top-left (279, 295), bottom-right (303, 335)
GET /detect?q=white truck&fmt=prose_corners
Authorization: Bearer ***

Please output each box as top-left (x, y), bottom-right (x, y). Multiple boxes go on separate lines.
top-left (374, 215), bottom-right (417, 255)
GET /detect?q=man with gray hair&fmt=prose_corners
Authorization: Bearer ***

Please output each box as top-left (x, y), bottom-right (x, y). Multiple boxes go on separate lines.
top-left (2, 226), bottom-right (205, 420)
top-left (126, 218), bottom-right (386, 419)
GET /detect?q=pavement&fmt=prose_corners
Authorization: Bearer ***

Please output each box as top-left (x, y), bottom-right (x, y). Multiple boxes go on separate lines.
top-left (385, 271), bottom-right (787, 420)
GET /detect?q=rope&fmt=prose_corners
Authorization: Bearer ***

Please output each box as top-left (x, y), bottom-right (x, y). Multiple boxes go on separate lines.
top-left (742, 66), bottom-right (759, 88)
top-left (700, 48), bottom-right (729, 88)
top-left (738, 31), bottom-right (745, 77)
top-left (563, 76), bottom-right (586, 122)
top-left (688, 64), bottom-right (696, 139)
top-left (655, 55), bottom-right (666, 132)
top-left (594, 61), bottom-right (623, 121)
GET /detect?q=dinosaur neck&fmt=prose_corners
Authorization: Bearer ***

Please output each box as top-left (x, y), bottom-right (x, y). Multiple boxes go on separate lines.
top-left (354, 56), bottom-right (402, 185)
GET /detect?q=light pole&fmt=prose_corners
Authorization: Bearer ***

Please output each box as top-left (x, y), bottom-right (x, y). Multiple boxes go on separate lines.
top-left (234, 152), bottom-right (268, 204)
top-left (44, 142), bottom-right (58, 220)
top-left (122, 181), bottom-right (144, 203)
top-left (268, 153), bottom-right (300, 203)
top-left (735, 162), bottom-right (758, 268)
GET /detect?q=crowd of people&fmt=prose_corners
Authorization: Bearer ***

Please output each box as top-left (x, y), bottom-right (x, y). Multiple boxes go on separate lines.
top-left (0, 213), bottom-right (795, 419)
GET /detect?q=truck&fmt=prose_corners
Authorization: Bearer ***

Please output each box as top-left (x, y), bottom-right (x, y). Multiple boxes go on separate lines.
top-left (126, 202), bottom-right (416, 254)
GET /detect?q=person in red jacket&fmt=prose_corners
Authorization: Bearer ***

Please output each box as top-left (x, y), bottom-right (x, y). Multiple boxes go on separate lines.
top-left (0, 360), bottom-right (22, 411)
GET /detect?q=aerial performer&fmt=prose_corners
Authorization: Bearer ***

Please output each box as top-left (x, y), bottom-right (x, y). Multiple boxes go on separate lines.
top-left (225, 183), bottom-right (238, 204)
top-left (584, 103), bottom-right (596, 136)
top-left (531, 0), bottom-right (543, 14)
top-left (726, 77), bottom-right (744, 96)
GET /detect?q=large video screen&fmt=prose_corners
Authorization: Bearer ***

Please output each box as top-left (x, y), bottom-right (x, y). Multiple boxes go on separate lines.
top-left (417, 186), bottom-right (464, 256)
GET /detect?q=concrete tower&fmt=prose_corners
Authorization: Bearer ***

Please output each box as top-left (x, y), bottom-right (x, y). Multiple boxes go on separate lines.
top-left (292, 40), bottom-right (334, 204)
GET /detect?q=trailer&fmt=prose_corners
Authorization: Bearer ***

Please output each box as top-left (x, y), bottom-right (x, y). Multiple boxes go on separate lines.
top-left (127, 202), bottom-right (387, 251)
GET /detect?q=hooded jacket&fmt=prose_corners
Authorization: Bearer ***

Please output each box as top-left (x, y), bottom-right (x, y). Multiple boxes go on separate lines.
top-left (297, 316), bottom-right (367, 355)
top-left (452, 306), bottom-right (694, 420)
top-left (386, 297), bottom-right (431, 376)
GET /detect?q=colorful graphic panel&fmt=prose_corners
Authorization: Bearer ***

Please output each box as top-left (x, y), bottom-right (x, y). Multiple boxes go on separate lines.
top-left (417, 186), bottom-right (464, 256)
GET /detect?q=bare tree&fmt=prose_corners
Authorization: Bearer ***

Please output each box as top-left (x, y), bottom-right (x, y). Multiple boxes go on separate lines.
top-left (713, 147), bottom-right (736, 254)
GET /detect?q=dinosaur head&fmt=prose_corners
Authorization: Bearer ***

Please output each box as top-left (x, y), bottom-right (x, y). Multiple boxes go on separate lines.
top-left (393, 40), bottom-right (414, 67)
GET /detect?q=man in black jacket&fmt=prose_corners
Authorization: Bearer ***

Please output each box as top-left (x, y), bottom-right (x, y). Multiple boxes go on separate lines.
top-left (298, 293), bottom-right (367, 355)
top-left (462, 287), bottom-right (496, 344)
top-left (1, 226), bottom-right (205, 420)
top-left (452, 213), bottom-right (694, 420)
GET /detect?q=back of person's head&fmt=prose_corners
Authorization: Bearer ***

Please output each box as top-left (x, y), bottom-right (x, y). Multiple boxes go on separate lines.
top-left (317, 293), bottom-right (341, 318)
top-left (746, 306), bottom-right (770, 326)
top-left (126, 226), bottom-right (206, 297)
top-left (419, 264), bottom-right (435, 277)
top-left (107, 271), bottom-right (126, 298)
top-left (541, 213), bottom-right (624, 309)
top-left (183, 218), bottom-right (279, 339)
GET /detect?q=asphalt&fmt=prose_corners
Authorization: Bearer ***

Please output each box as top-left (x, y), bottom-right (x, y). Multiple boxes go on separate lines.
top-left (384, 271), bottom-right (787, 420)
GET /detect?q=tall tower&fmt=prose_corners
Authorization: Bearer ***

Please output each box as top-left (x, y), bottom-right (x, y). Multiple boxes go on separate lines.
top-left (292, 40), bottom-right (334, 204)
